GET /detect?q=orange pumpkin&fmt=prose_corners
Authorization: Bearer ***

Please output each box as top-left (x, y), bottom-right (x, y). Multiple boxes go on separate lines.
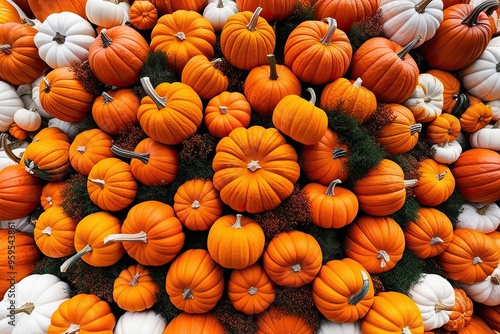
top-left (163, 312), bottom-right (225, 334)
top-left (113, 263), bottom-right (159, 312)
top-left (456, 315), bottom-right (495, 334)
top-left (459, 95), bottom-right (493, 133)
top-left (40, 181), bottom-right (65, 210)
top-left (27, 0), bottom-right (87, 21)
top-left (204, 91), bottom-right (252, 138)
top-left (257, 306), bottom-right (313, 334)
top-left (22, 139), bottom-right (70, 182)
top-left (412, 158), bottom-right (456, 206)
top-left (426, 69), bottom-right (461, 112)
top-left (426, 113), bottom-right (461, 144)
top-left (476, 303), bottom-right (500, 331)
top-left (0, 0), bottom-right (22, 24)
top-left (34, 206), bottom-right (77, 258)
top-left (129, 0), bottom-right (158, 30)
top-left (442, 288), bottom-right (473, 332)
top-left (313, 0), bottom-right (379, 34)
top-left (236, 0), bottom-right (296, 22)
top-left (8, 123), bottom-right (28, 141)
top-left (69, 128), bottom-right (115, 176)
top-left (181, 55), bottom-right (228, 100)
top-left (91, 88), bottom-right (140, 135)
top-left (32, 127), bottom-right (70, 143)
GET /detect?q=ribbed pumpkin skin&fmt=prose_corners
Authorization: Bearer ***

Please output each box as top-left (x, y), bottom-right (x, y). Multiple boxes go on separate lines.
top-left (457, 315), bottom-right (495, 334)
top-left (69, 128), bottom-right (115, 176)
top-left (313, 0), bottom-right (379, 34)
top-left (33, 127), bottom-right (70, 143)
top-left (204, 91), bottom-right (252, 138)
top-left (460, 98), bottom-right (493, 133)
top-left (23, 139), bottom-right (71, 182)
top-left (0, 22), bottom-right (48, 86)
top-left (0, 164), bottom-right (44, 220)
top-left (40, 180), bottom-right (65, 210)
top-left (129, 0), bottom-right (158, 30)
top-left (426, 113), bottom-right (461, 144)
top-left (34, 206), bottom-right (77, 258)
top-left (0, 0), bottom-right (22, 24)
top-left (413, 158), bottom-right (455, 206)
top-left (166, 249), bottom-right (224, 314)
top-left (227, 263), bottom-right (276, 315)
top-left (28, 0), bottom-right (87, 21)
top-left (212, 126), bottom-right (300, 213)
top-left (442, 288), bottom-right (473, 331)
top-left (313, 258), bottom-right (374, 323)
top-left (47, 294), bottom-right (115, 334)
top-left (476, 303), bottom-right (500, 330)
top-left (92, 88), bottom-right (140, 135)
top-left (426, 69), bottom-right (461, 112)
top-left (181, 55), bottom-right (228, 100)
top-left (113, 264), bottom-right (158, 312)
top-left (257, 307), bottom-right (313, 334)
top-left (236, 0), bottom-right (295, 22)
top-left (163, 313), bottom-right (225, 334)
top-left (451, 148), bottom-right (500, 203)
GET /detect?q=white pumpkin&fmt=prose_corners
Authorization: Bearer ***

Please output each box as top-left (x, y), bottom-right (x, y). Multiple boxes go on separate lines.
top-left (403, 73), bottom-right (444, 123)
top-left (0, 274), bottom-right (70, 334)
top-left (379, 0), bottom-right (444, 48)
top-left (85, 0), bottom-right (130, 28)
top-left (456, 201), bottom-right (500, 233)
top-left (13, 107), bottom-right (42, 132)
top-left (470, 123), bottom-right (500, 151)
top-left (461, 265), bottom-right (500, 306)
top-left (0, 135), bottom-right (27, 171)
top-left (34, 11), bottom-right (97, 69)
top-left (489, 35), bottom-right (500, 47)
top-left (431, 140), bottom-right (462, 164)
top-left (47, 117), bottom-right (80, 139)
top-left (0, 215), bottom-right (34, 235)
top-left (317, 318), bottom-right (362, 334)
top-left (30, 76), bottom-right (52, 119)
top-left (486, 98), bottom-right (500, 121)
top-left (461, 46), bottom-right (500, 102)
top-left (408, 273), bottom-right (455, 331)
top-left (0, 81), bottom-right (25, 132)
top-left (114, 310), bottom-right (167, 334)
top-left (203, 0), bottom-right (239, 32)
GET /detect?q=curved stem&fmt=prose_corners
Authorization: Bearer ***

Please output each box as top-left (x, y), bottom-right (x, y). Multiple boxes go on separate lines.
top-left (232, 214), bottom-right (243, 228)
top-left (348, 271), bottom-right (370, 305)
top-left (0, 44), bottom-right (12, 54)
top-left (246, 7), bottom-right (263, 31)
top-left (415, 0), bottom-right (433, 13)
top-left (332, 147), bottom-right (347, 159)
top-left (14, 302), bottom-right (35, 315)
top-left (306, 87), bottom-right (317, 105)
top-left (435, 299), bottom-right (454, 312)
top-left (0, 133), bottom-right (21, 163)
top-left (476, 204), bottom-right (490, 215)
top-left (103, 231), bottom-right (148, 244)
top-left (397, 35), bottom-right (422, 59)
top-left (53, 31), bottom-right (66, 44)
top-left (353, 77), bottom-right (363, 88)
top-left (140, 77), bottom-right (166, 109)
top-left (111, 145), bottom-right (150, 164)
top-left (87, 178), bottom-right (105, 189)
top-left (325, 179), bottom-right (342, 196)
top-left (430, 236), bottom-right (443, 245)
top-left (42, 226), bottom-right (52, 236)
top-left (267, 54), bottom-right (278, 80)
top-left (129, 272), bottom-right (142, 286)
top-left (60, 244), bottom-right (93, 273)
top-left (63, 324), bottom-right (80, 334)
top-left (462, 1), bottom-right (499, 26)
top-left (320, 18), bottom-right (337, 46)
top-left (410, 123), bottom-right (422, 135)
top-left (247, 160), bottom-right (261, 172)
top-left (102, 91), bottom-right (114, 104)
top-left (376, 250), bottom-right (390, 268)
top-left (404, 179), bottom-right (418, 188)
top-left (99, 28), bottom-right (113, 48)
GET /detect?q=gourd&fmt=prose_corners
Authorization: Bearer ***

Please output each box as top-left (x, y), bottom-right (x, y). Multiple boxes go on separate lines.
top-left (69, 128), bottom-right (115, 177)
top-left (456, 201), bottom-right (500, 233)
top-left (203, 0), bottom-right (238, 32)
top-left (113, 264), bottom-right (159, 312)
top-left (85, 0), bottom-right (130, 28)
top-left (114, 310), bottom-right (167, 334)
top-left (461, 265), bottom-right (500, 305)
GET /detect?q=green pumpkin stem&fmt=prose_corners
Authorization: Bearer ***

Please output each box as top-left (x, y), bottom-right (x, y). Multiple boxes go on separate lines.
top-left (462, 0), bottom-right (499, 26)
top-left (60, 244), bottom-right (93, 273)
top-left (99, 29), bottom-right (113, 48)
top-left (0, 133), bottom-right (22, 164)
top-left (111, 144), bottom-right (150, 164)
top-left (348, 271), bottom-right (370, 305)
top-left (14, 302), bottom-right (35, 315)
top-left (325, 179), bottom-right (342, 196)
top-left (397, 35), bottom-right (422, 60)
top-left (140, 77), bottom-right (167, 109)
top-left (415, 0), bottom-right (433, 14)
top-left (103, 231), bottom-right (148, 244)
top-left (53, 31), bottom-right (66, 44)
top-left (267, 54), bottom-right (279, 80)
top-left (320, 17), bottom-right (337, 46)
top-left (246, 7), bottom-right (263, 31)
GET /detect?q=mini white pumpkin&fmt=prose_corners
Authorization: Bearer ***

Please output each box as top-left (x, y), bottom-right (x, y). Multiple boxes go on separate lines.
top-left (0, 274), bottom-right (71, 334)
top-left (489, 35), bottom-right (500, 47)
top-left (317, 318), bottom-right (362, 334)
top-left (0, 215), bottom-right (34, 235)
top-left (47, 117), bottom-right (80, 139)
top-left (403, 73), bottom-right (444, 123)
top-left (470, 122), bottom-right (500, 151)
top-left (85, 0), bottom-right (130, 29)
top-left (0, 81), bottom-right (25, 133)
top-left (114, 310), bottom-right (168, 334)
top-left (203, 0), bottom-right (239, 32)
top-left (431, 139), bottom-right (462, 164)
top-left (486, 98), bottom-right (500, 121)
top-left (456, 201), bottom-right (500, 233)
top-left (461, 265), bottom-right (500, 306)
top-left (461, 46), bottom-right (500, 102)
top-left (408, 273), bottom-right (455, 331)
top-left (13, 107), bottom-right (42, 132)
top-left (34, 11), bottom-right (97, 69)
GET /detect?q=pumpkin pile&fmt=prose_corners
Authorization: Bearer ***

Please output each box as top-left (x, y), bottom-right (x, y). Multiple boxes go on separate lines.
top-left (1, 0), bottom-right (500, 333)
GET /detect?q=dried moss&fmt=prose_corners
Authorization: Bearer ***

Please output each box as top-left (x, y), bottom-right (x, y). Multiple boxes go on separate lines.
top-left (60, 173), bottom-right (100, 223)
top-left (215, 58), bottom-right (247, 94)
top-left (70, 60), bottom-right (105, 95)
top-left (112, 124), bottom-right (148, 152)
top-left (435, 189), bottom-right (465, 226)
top-left (348, 8), bottom-right (384, 53)
top-left (273, 285), bottom-right (321, 331)
top-left (211, 294), bottom-right (258, 334)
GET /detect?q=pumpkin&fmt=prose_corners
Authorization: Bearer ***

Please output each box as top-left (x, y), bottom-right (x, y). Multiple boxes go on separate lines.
top-left (313, 0), bottom-right (378, 34)
top-left (0, 215), bottom-right (33, 235)
top-left (22, 139), bottom-right (70, 182)
top-left (0, 274), bottom-right (70, 334)
top-left (165, 248), bottom-right (224, 314)
top-left (163, 312), bottom-right (225, 334)
top-left (451, 148), bottom-right (500, 203)
top-left (319, 77), bottom-right (377, 123)
top-left (284, 17), bottom-right (353, 85)
top-left (47, 118), bottom-right (80, 140)
top-left (470, 122), bottom-right (500, 150)
top-left (404, 207), bottom-right (454, 258)
top-left (85, 0), bottom-right (130, 28)
top-left (426, 113), bottom-right (461, 144)
top-left (461, 46), bottom-right (500, 101)
top-left (173, 178), bottom-right (223, 231)
top-left (460, 265), bottom-right (500, 305)
top-left (0, 164), bottom-right (44, 220)
top-left (344, 215), bottom-right (405, 274)
top-left (150, 10), bottom-right (216, 74)
top-left (412, 158), bottom-right (455, 206)
top-left (27, 0), bottom-right (87, 22)
top-left (129, 0), bottom-right (158, 30)
top-left (459, 96), bottom-right (493, 132)
top-left (47, 293), bottom-right (115, 334)
top-left (34, 206), bottom-right (76, 258)
top-left (257, 306), bottom-right (313, 334)
top-left (111, 138), bottom-right (178, 186)
top-left (137, 77), bottom-right (203, 145)
top-left (313, 258), bottom-right (374, 323)
top-left (379, 0), bottom-right (444, 48)
top-left (0, 22), bottom-right (47, 86)
top-left (302, 179), bottom-right (359, 229)
top-left (235, 0), bottom-right (295, 22)
top-left (456, 201), bottom-right (500, 233)
top-left (427, 69), bottom-right (461, 112)
top-left (476, 303), bottom-right (500, 330)
top-left (438, 228), bottom-right (500, 284)
top-left (69, 128), bottom-right (115, 176)
top-left (0, 0), bottom-right (22, 24)
top-left (403, 73), bottom-right (444, 123)
top-left (113, 264), bottom-right (158, 312)
top-left (0, 80), bottom-right (24, 133)
top-left (220, 7), bottom-right (276, 71)
top-left (203, 0), bottom-right (238, 32)
top-left (204, 91), bottom-right (251, 138)
top-left (39, 66), bottom-right (95, 123)
top-left (0, 229), bottom-right (40, 296)
top-left (349, 35), bottom-right (420, 103)
top-left (272, 88), bottom-right (328, 145)
top-left (103, 200), bottom-right (185, 266)
top-left (420, 1), bottom-right (496, 71)
top-left (456, 315), bottom-right (495, 334)
top-left (88, 26), bottom-right (150, 87)
top-left (87, 157), bottom-right (138, 212)
top-left (32, 126), bottom-right (69, 143)
top-left (152, 0), bottom-right (206, 14)
top-left (352, 158), bottom-right (418, 216)
top-left (91, 88), bottom-right (140, 135)
top-left (59, 211), bottom-right (125, 272)
top-left (317, 319), bottom-right (362, 333)
top-left (114, 310), bottom-right (167, 334)
top-left (408, 273), bottom-right (455, 331)
top-left (181, 55), bottom-right (228, 100)
top-left (212, 125), bottom-right (300, 213)
top-left (442, 288), bottom-right (474, 331)
top-left (227, 263), bottom-right (275, 315)
top-left (34, 11), bottom-right (96, 69)
top-left (301, 129), bottom-right (350, 184)
top-left (12, 107), bottom-right (41, 132)
top-left (40, 181), bottom-right (65, 210)
top-left (8, 123), bottom-right (28, 141)
top-left (376, 103), bottom-right (422, 155)
top-left (486, 98), bottom-right (500, 121)
top-left (243, 53), bottom-right (302, 117)
top-left (361, 291), bottom-right (425, 334)
top-left (262, 229), bottom-right (322, 288)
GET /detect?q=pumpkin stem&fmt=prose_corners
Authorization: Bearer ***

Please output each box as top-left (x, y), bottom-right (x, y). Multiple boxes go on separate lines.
top-left (491, 274), bottom-right (500, 284)
top-left (415, 0), bottom-right (433, 13)
top-left (0, 44), bottom-right (12, 54)
top-left (462, 0), bottom-right (499, 27)
top-left (182, 288), bottom-right (194, 299)
top-left (129, 272), bottom-right (142, 286)
top-left (53, 31), bottom-right (66, 44)
top-left (246, 7), bottom-right (263, 31)
top-left (401, 327), bottom-right (412, 334)
top-left (430, 236), bottom-right (444, 245)
top-left (211, 58), bottom-right (223, 68)
top-left (42, 77), bottom-right (51, 93)
top-left (247, 160), bottom-right (262, 172)
top-left (320, 17), bottom-right (337, 46)
top-left (87, 178), bottom-right (105, 189)
top-left (21, 17), bottom-right (36, 27)
top-left (99, 29), bottom-right (114, 48)
top-left (103, 231), bottom-right (148, 244)
top-left (60, 244), bottom-right (93, 273)
top-left (353, 77), bottom-right (363, 88)
top-left (436, 170), bottom-right (447, 180)
top-left (325, 179), bottom-right (342, 196)
top-left (14, 302), bottom-right (35, 315)
top-left (102, 91), bottom-right (114, 104)
top-left (376, 250), bottom-right (390, 268)
top-left (348, 270), bottom-right (370, 305)
top-left (62, 323), bottom-right (81, 334)
top-left (140, 77), bottom-right (166, 109)
top-left (435, 299), bottom-right (454, 312)
top-left (42, 226), bottom-right (52, 236)
top-left (77, 145), bottom-right (86, 153)
top-left (332, 147), bottom-right (348, 159)
top-left (410, 123), bottom-right (422, 135)
top-left (192, 199), bottom-right (201, 209)
top-left (111, 144), bottom-right (150, 164)
top-left (248, 287), bottom-right (258, 295)
top-left (0, 133), bottom-right (22, 163)
top-left (175, 31), bottom-right (187, 40)
top-left (232, 214), bottom-right (244, 229)
top-left (306, 87), bottom-right (317, 105)
top-left (219, 106), bottom-right (228, 114)
top-left (290, 263), bottom-right (301, 273)
top-left (267, 54), bottom-right (279, 80)
top-left (472, 256), bottom-right (483, 265)
top-left (46, 196), bottom-right (53, 207)
top-left (496, 62), bottom-right (500, 72)
top-left (397, 35), bottom-right (422, 59)
top-left (404, 179), bottom-right (418, 188)
top-left (476, 203), bottom-right (490, 215)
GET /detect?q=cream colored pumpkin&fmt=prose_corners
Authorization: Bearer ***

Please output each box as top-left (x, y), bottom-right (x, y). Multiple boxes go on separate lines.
top-left (47, 118), bottom-right (80, 140)
top-left (486, 99), bottom-right (500, 121)
top-left (456, 201), bottom-right (500, 234)
top-left (461, 46), bottom-right (500, 102)
top-left (13, 108), bottom-right (42, 132)
top-left (403, 73), bottom-right (444, 123)
top-left (203, 0), bottom-right (238, 32)
top-left (431, 140), bottom-right (462, 164)
top-left (470, 123), bottom-right (500, 151)
top-left (0, 81), bottom-right (24, 132)
top-left (29, 76), bottom-right (52, 119)
top-left (318, 319), bottom-right (362, 334)
top-left (461, 265), bottom-right (500, 306)
top-left (85, 0), bottom-right (130, 28)
top-left (115, 310), bottom-right (167, 334)
top-left (0, 215), bottom-right (34, 235)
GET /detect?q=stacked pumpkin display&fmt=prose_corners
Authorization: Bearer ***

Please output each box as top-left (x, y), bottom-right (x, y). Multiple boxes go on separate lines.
top-left (1, 0), bottom-right (500, 333)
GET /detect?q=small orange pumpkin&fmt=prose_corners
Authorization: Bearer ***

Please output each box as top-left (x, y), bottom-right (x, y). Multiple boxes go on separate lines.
top-left (459, 95), bottom-right (493, 133)
top-left (181, 55), bottom-right (228, 100)
top-left (204, 91), bottom-right (252, 138)
top-left (40, 181), bottom-right (66, 210)
top-left (69, 128), bottom-right (115, 176)
top-left (129, 0), bottom-right (158, 30)
top-left (442, 288), bottom-right (474, 332)
top-left (425, 113), bottom-right (461, 144)
top-left (113, 263), bottom-right (159, 312)
top-left (22, 139), bottom-right (71, 181)
top-left (34, 206), bottom-right (77, 258)
top-left (412, 158), bottom-right (456, 206)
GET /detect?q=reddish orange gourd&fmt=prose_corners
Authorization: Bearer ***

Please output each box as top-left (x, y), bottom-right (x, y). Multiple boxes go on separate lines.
top-left (40, 181), bottom-right (65, 210)
top-left (129, 0), bottom-right (158, 30)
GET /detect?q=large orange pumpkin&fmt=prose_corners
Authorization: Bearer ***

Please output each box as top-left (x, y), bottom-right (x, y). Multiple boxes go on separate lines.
top-left (181, 55), bottom-right (228, 100)
top-left (27, 0), bottom-right (87, 21)
top-left (236, 0), bottom-right (296, 22)
top-left (91, 88), bottom-right (140, 135)
top-left (34, 206), bottom-right (77, 258)
top-left (314, 0), bottom-right (379, 34)
top-left (412, 158), bottom-right (456, 206)
top-left (22, 139), bottom-right (71, 182)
